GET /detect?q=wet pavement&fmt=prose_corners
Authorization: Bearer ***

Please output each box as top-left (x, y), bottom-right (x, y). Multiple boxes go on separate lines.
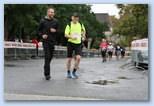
top-left (4, 57), bottom-right (149, 100)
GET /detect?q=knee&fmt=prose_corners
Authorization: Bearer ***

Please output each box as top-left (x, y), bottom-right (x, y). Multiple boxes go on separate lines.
top-left (76, 55), bottom-right (81, 61)
top-left (67, 58), bottom-right (72, 63)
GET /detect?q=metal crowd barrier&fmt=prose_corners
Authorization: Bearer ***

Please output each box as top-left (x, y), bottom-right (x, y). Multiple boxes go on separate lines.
top-left (4, 41), bottom-right (101, 60)
top-left (5, 41), bottom-right (130, 60)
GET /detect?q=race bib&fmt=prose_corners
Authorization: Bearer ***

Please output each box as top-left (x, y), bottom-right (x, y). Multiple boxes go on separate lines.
top-left (72, 33), bottom-right (80, 39)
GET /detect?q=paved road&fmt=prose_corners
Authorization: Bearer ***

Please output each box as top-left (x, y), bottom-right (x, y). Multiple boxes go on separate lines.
top-left (4, 57), bottom-right (149, 100)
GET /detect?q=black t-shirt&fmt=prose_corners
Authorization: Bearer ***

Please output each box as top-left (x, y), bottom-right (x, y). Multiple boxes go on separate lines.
top-left (115, 46), bottom-right (121, 51)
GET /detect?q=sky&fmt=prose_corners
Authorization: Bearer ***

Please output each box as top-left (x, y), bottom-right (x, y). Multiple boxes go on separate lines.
top-left (91, 4), bottom-right (120, 18)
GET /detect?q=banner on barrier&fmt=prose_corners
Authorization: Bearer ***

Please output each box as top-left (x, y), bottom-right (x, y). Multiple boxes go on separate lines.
top-left (4, 41), bottom-right (42, 49)
top-left (4, 41), bottom-right (67, 50)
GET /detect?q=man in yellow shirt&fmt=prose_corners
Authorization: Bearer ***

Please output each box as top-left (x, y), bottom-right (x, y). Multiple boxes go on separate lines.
top-left (65, 13), bottom-right (86, 79)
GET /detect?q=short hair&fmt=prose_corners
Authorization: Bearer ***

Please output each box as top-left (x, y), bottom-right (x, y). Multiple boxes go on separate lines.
top-left (47, 7), bottom-right (55, 11)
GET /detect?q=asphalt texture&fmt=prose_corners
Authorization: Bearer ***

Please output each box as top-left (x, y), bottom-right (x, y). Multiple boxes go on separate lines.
top-left (4, 57), bottom-right (149, 100)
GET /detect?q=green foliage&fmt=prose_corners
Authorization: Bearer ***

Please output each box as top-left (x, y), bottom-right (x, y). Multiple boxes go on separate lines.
top-left (4, 4), bottom-right (109, 47)
top-left (112, 4), bottom-right (148, 47)
top-left (91, 37), bottom-right (102, 49)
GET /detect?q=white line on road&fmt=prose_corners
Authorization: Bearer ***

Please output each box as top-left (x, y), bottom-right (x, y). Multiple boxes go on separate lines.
top-left (4, 93), bottom-right (101, 100)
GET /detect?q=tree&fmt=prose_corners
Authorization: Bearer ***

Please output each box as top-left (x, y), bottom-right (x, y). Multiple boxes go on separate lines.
top-left (112, 4), bottom-right (148, 47)
top-left (4, 4), bottom-right (45, 41)
top-left (4, 4), bottom-right (109, 48)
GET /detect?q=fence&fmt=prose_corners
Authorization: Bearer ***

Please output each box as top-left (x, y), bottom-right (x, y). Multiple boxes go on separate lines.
top-left (4, 41), bottom-right (101, 59)
top-left (4, 41), bottom-right (131, 60)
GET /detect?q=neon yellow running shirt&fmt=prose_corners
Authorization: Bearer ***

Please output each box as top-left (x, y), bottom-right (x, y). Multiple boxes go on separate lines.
top-left (65, 22), bottom-right (85, 44)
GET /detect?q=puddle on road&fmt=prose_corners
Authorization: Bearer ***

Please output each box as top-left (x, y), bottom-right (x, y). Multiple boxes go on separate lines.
top-left (85, 75), bottom-right (137, 86)
top-left (4, 64), bottom-right (22, 67)
top-left (5, 64), bottom-right (17, 67)
top-left (117, 76), bottom-right (131, 80)
top-left (86, 80), bottom-right (118, 85)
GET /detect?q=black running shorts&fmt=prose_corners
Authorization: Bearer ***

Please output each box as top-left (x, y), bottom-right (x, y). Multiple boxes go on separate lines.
top-left (67, 42), bottom-right (82, 58)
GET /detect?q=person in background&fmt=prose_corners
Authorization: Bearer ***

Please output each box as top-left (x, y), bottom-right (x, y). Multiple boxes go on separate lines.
top-left (107, 42), bottom-right (114, 61)
top-left (32, 37), bottom-right (39, 57)
top-left (115, 44), bottom-right (121, 60)
top-left (120, 46), bottom-right (125, 58)
top-left (99, 38), bottom-right (108, 62)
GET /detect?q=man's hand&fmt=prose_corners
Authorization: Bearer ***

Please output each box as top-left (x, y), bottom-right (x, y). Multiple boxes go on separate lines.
top-left (82, 36), bottom-right (86, 41)
top-left (42, 34), bottom-right (48, 39)
top-left (50, 28), bottom-right (56, 32)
